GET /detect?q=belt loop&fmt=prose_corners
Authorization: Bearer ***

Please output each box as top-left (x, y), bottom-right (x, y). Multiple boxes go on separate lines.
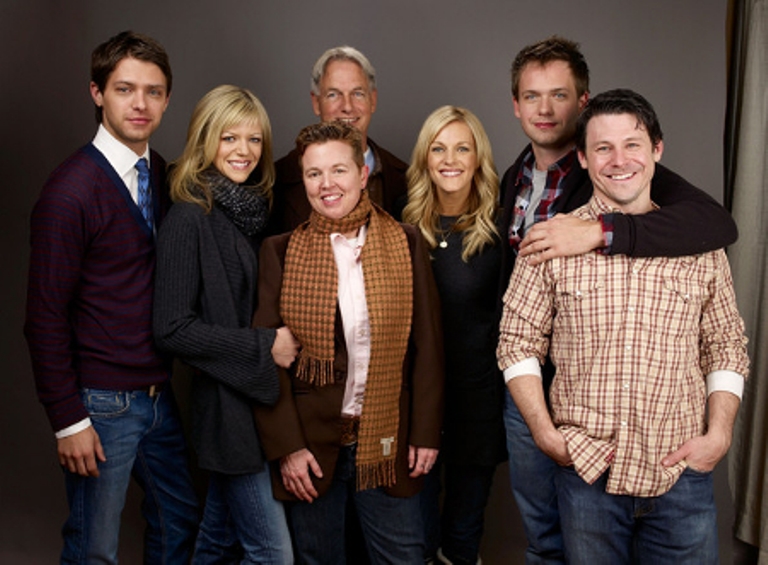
top-left (148, 384), bottom-right (157, 397)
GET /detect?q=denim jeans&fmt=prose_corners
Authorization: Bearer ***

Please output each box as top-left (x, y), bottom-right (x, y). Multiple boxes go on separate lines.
top-left (503, 388), bottom-right (564, 564)
top-left (289, 443), bottom-right (424, 565)
top-left (61, 388), bottom-right (198, 565)
top-left (192, 468), bottom-right (293, 564)
top-left (556, 466), bottom-right (718, 564)
top-left (421, 459), bottom-right (496, 564)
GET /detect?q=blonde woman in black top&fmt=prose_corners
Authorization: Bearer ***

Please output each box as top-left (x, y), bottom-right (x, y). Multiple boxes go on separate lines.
top-left (404, 105), bottom-right (505, 565)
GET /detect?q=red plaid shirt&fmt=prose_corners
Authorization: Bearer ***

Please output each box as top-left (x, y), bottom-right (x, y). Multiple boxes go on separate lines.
top-left (498, 196), bottom-right (749, 496)
top-left (507, 149), bottom-right (577, 251)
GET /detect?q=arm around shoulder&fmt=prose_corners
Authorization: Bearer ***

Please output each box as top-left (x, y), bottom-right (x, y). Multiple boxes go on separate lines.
top-left (609, 164), bottom-right (737, 257)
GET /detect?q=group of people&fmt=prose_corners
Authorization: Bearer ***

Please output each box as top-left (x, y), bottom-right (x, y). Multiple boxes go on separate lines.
top-left (24, 28), bottom-right (748, 565)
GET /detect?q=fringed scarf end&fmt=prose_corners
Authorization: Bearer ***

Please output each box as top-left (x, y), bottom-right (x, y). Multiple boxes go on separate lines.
top-left (295, 354), bottom-right (335, 387)
top-left (356, 458), bottom-right (397, 492)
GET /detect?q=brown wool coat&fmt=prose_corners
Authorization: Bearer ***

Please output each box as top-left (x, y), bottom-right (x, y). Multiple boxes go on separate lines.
top-left (253, 223), bottom-right (444, 500)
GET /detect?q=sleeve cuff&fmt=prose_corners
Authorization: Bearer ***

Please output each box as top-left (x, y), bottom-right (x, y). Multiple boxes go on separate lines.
top-left (598, 214), bottom-right (614, 255)
top-left (503, 357), bottom-right (542, 383)
top-left (706, 370), bottom-right (744, 400)
top-left (55, 418), bottom-right (92, 439)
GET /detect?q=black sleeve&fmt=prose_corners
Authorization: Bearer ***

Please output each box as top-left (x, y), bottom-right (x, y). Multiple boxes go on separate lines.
top-left (607, 164), bottom-right (738, 257)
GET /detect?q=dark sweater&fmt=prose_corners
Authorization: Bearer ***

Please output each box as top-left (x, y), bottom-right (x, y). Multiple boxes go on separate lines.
top-left (431, 217), bottom-right (507, 467)
top-left (153, 201), bottom-right (279, 474)
top-left (25, 144), bottom-right (170, 432)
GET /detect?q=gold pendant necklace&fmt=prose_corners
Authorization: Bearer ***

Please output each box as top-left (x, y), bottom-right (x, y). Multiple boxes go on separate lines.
top-left (438, 214), bottom-right (458, 249)
top-left (438, 225), bottom-right (452, 248)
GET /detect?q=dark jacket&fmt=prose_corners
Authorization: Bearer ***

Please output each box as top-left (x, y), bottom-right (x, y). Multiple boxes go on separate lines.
top-left (267, 137), bottom-right (408, 234)
top-left (154, 202), bottom-right (279, 474)
top-left (253, 224), bottom-right (444, 500)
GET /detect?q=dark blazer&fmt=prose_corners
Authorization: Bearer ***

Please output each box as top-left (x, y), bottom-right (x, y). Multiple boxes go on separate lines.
top-left (267, 137), bottom-right (408, 234)
top-left (253, 224), bottom-right (444, 500)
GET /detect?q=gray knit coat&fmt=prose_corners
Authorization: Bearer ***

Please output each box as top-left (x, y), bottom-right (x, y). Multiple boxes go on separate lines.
top-left (154, 201), bottom-right (278, 474)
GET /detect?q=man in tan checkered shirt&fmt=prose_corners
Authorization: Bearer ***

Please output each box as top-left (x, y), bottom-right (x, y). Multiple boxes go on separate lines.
top-left (497, 89), bottom-right (749, 564)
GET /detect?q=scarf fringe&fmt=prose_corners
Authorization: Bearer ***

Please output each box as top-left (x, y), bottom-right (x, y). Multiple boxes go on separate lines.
top-left (356, 458), bottom-right (397, 491)
top-left (295, 354), bottom-right (335, 386)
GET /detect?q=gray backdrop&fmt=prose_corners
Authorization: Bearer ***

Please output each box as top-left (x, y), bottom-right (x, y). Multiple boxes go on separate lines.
top-left (0, 1), bottom-right (732, 562)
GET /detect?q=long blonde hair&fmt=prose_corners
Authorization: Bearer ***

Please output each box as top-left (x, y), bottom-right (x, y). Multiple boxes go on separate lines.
top-left (403, 106), bottom-right (499, 261)
top-left (170, 85), bottom-right (275, 211)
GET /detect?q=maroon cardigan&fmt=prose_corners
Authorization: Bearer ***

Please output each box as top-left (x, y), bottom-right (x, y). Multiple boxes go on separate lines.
top-left (25, 144), bottom-right (171, 431)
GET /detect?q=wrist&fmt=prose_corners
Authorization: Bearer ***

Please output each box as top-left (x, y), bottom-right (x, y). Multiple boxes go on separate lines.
top-left (704, 426), bottom-right (732, 456)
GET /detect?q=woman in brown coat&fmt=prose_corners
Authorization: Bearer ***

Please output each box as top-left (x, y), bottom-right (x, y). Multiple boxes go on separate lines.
top-left (253, 121), bottom-right (444, 565)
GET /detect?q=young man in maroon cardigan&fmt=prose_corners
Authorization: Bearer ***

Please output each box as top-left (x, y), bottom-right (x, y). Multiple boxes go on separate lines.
top-left (24, 31), bottom-right (197, 563)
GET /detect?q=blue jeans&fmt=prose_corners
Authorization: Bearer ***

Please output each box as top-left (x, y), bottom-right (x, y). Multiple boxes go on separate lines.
top-left (193, 468), bottom-right (293, 564)
top-left (62, 387), bottom-right (198, 564)
top-left (503, 388), bottom-right (564, 564)
top-left (421, 459), bottom-right (496, 564)
top-left (556, 466), bottom-right (718, 565)
top-left (289, 444), bottom-right (424, 565)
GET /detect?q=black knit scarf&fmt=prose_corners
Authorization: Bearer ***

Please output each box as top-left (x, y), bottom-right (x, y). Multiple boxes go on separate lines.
top-left (203, 169), bottom-right (269, 237)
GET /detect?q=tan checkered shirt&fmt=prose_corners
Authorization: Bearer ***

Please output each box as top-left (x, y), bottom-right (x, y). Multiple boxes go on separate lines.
top-left (498, 196), bottom-right (749, 497)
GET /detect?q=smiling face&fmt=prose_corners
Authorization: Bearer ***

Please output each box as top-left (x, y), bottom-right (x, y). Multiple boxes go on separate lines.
top-left (578, 112), bottom-right (663, 214)
top-left (427, 120), bottom-right (478, 213)
top-left (513, 59), bottom-right (587, 167)
top-left (311, 60), bottom-right (377, 147)
top-left (302, 140), bottom-right (369, 223)
top-left (213, 120), bottom-right (263, 184)
top-left (90, 56), bottom-right (170, 155)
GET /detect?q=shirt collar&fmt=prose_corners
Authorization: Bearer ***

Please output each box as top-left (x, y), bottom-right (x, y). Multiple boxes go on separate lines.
top-left (364, 145), bottom-right (377, 176)
top-left (330, 223), bottom-right (368, 248)
top-left (588, 194), bottom-right (659, 217)
top-left (516, 146), bottom-right (578, 186)
top-left (92, 124), bottom-right (151, 179)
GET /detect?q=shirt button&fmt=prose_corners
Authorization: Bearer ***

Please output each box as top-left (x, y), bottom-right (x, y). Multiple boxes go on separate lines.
top-left (625, 345), bottom-right (632, 351)
top-left (623, 382), bottom-right (630, 390)
top-left (627, 306), bottom-right (635, 313)
top-left (620, 421), bottom-right (627, 427)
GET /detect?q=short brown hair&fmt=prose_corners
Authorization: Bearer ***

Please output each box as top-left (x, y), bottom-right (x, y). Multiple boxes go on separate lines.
top-left (511, 36), bottom-right (589, 99)
top-left (91, 30), bottom-right (172, 123)
top-left (295, 121), bottom-right (365, 170)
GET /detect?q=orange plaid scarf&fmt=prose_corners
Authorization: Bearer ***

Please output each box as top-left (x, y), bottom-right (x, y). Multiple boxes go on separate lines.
top-left (281, 191), bottom-right (413, 490)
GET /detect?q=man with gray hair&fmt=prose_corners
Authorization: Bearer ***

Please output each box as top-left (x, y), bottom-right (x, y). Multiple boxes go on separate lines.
top-left (268, 46), bottom-right (408, 233)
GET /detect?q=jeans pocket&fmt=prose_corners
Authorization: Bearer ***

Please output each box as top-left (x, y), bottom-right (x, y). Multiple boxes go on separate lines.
top-left (81, 388), bottom-right (131, 418)
top-left (683, 465), bottom-right (712, 478)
